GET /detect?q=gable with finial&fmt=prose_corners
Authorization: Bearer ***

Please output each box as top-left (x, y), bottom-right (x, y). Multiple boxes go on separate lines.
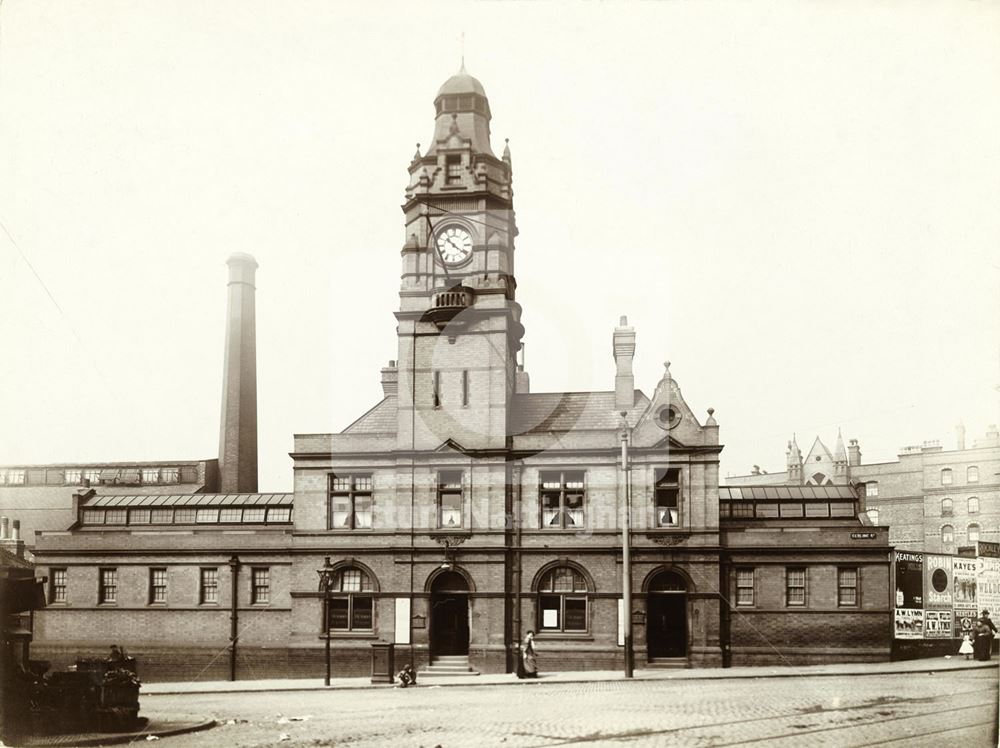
top-left (802, 436), bottom-right (837, 485)
top-left (631, 361), bottom-right (714, 449)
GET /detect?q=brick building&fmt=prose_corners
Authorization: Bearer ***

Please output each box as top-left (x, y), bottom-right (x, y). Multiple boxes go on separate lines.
top-left (0, 460), bottom-right (219, 544)
top-left (728, 426), bottom-right (1000, 554)
top-left (28, 69), bottom-right (891, 680)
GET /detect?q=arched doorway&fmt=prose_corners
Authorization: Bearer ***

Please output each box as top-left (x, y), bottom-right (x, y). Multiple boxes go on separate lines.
top-left (646, 570), bottom-right (687, 660)
top-left (430, 570), bottom-right (469, 656)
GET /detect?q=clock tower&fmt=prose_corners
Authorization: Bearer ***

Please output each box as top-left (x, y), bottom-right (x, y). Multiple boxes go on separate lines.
top-left (395, 68), bottom-right (523, 451)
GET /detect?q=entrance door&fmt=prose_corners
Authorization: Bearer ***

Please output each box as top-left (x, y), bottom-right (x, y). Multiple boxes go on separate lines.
top-left (646, 571), bottom-right (687, 659)
top-left (430, 594), bottom-right (469, 655)
top-left (429, 570), bottom-right (470, 657)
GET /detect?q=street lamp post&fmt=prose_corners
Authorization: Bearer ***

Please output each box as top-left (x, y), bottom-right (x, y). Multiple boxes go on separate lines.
top-left (317, 556), bottom-right (335, 686)
top-left (620, 412), bottom-right (634, 678)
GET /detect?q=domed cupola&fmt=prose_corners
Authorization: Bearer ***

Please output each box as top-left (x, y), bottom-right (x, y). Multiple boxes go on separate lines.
top-left (435, 67), bottom-right (491, 118)
top-left (427, 64), bottom-right (495, 157)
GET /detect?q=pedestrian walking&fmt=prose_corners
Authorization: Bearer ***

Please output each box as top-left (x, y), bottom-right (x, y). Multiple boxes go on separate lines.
top-left (973, 610), bottom-right (996, 661)
top-left (521, 630), bottom-right (538, 678)
top-left (958, 633), bottom-right (974, 659)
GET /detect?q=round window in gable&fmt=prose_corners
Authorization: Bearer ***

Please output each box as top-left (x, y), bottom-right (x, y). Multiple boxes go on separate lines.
top-left (654, 405), bottom-right (682, 430)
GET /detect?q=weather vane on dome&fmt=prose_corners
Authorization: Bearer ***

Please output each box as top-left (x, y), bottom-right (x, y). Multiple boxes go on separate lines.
top-left (460, 31), bottom-right (466, 72)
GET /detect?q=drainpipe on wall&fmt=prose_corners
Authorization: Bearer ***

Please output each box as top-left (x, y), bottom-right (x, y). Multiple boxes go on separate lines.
top-left (228, 555), bottom-right (241, 681)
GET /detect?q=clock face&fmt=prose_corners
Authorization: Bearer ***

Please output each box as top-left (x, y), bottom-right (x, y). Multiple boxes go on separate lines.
top-left (436, 226), bottom-right (473, 265)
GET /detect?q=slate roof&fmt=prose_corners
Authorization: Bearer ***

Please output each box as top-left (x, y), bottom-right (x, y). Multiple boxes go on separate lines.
top-left (342, 398), bottom-right (398, 434)
top-left (509, 390), bottom-right (649, 435)
top-left (340, 390), bottom-right (652, 437)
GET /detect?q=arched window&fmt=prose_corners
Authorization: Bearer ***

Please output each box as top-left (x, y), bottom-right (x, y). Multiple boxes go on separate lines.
top-left (941, 498), bottom-right (953, 516)
top-left (865, 482), bottom-right (879, 498)
top-left (969, 497), bottom-right (980, 514)
top-left (941, 525), bottom-right (955, 545)
top-left (968, 524), bottom-right (981, 543)
top-left (968, 466), bottom-right (979, 483)
top-left (325, 567), bottom-right (375, 632)
top-left (537, 566), bottom-right (589, 633)
top-left (941, 468), bottom-right (953, 486)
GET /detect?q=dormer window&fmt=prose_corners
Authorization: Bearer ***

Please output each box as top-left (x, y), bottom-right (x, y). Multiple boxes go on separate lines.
top-left (445, 155), bottom-right (462, 185)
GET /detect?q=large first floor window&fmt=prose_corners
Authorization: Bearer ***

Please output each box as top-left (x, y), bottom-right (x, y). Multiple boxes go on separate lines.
top-left (540, 470), bottom-right (585, 529)
top-left (437, 471), bottom-right (463, 528)
top-left (537, 566), bottom-right (588, 633)
top-left (329, 474), bottom-right (373, 529)
top-left (968, 524), bottom-right (981, 543)
top-left (941, 524), bottom-right (955, 545)
top-left (327, 567), bottom-right (374, 632)
top-left (654, 468), bottom-right (680, 527)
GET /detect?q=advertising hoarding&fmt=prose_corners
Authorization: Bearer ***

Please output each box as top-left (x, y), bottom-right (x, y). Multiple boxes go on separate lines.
top-left (894, 608), bottom-right (924, 639)
top-left (976, 555), bottom-right (1000, 616)
top-left (953, 558), bottom-right (977, 607)
top-left (923, 609), bottom-right (953, 639)
top-left (894, 552), bottom-right (923, 609)
top-left (924, 555), bottom-right (953, 608)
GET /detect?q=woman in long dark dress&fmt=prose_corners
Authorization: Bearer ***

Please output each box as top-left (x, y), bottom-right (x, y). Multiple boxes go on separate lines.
top-left (522, 630), bottom-right (538, 678)
top-left (974, 611), bottom-right (997, 661)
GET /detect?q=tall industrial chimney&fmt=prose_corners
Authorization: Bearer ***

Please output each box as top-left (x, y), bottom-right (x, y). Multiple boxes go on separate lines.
top-left (218, 253), bottom-right (259, 493)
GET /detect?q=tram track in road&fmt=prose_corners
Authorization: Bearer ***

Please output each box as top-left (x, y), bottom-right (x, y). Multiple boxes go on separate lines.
top-left (698, 699), bottom-right (997, 748)
top-left (537, 682), bottom-right (997, 746)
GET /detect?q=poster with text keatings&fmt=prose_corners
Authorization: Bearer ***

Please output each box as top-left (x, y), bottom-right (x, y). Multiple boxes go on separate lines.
top-left (923, 609), bottom-right (953, 639)
top-left (894, 551), bottom-right (923, 609)
top-left (894, 608), bottom-right (924, 639)
top-left (924, 554), bottom-right (953, 608)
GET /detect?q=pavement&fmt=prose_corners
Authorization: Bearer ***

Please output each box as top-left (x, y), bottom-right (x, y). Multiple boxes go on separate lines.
top-left (141, 655), bottom-right (998, 695)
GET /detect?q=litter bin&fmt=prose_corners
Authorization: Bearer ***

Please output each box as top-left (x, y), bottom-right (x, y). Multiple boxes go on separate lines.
top-left (370, 642), bottom-right (394, 684)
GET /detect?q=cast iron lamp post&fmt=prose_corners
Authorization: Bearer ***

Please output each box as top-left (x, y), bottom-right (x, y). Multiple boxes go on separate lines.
top-left (316, 556), bottom-right (336, 686)
top-left (620, 412), bottom-right (634, 678)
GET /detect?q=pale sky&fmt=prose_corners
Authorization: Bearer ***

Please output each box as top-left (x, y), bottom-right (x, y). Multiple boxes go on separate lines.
top-left (2, 1), bottom-right (998, 491)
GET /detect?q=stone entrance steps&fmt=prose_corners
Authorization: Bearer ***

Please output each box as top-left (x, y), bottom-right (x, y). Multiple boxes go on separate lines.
top-left (645, 657), bottom-right (688, 669)
top-left (419, 655), bottom-right (480, 677)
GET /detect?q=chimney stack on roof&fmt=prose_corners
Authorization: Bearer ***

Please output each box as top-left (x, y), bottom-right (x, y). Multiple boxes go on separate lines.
top-left (612, 316), bottom-right (636, 411)
top-left (515, 363), bottom-right (530, 394)
top-left (956, 421), bottom-right (966, 451)
top-left (218, 253), bottom-right (259, 493)
top-left (381, 360), bottom-right (398, 398)
top-left (848, 438), bottom-right (862, 467)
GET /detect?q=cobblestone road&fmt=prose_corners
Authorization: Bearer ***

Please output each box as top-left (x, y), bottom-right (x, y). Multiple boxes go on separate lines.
top-left (145, 669), bottom-right (998, 747)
